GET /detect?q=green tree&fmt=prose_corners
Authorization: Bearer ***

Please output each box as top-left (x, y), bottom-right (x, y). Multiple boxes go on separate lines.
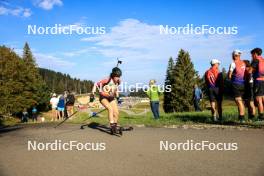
top-left (22, 42), bottom-right (50, 110)
top-left (0, 43), bottom-right (50, 117)
top-left (0, 46), bottom-right (26, 115)
top-left (163, 57), bottom-right (174, 113)
top-left (38, 68), bottom-right (94, 94)
top-left (171, 49), bottom-right (197, 112)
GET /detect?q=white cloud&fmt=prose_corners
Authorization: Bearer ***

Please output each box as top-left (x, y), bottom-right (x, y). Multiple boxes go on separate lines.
top-left (58, 47), bottom-right (99, 57)
top-left (35, 0), bottom-right (63, 10)
top-left (13, 47), bottom-right (75, 69)
top-left (23, 8), bottom-right (32, 17)
top-left (34, 53), bottom-right (76, 68)
top-left (0, 6), bottom-right (32, 17)
top-left (0, 6), bottom-right (8, 15)
top-left (81, 18), bottom-right (253, 79)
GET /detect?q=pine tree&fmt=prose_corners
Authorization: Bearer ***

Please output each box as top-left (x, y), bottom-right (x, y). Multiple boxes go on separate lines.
top-left (0, 44), bottom-right (94, 117)
top-left (23, 42), bottom-right (36, 66)
top-left (38, 68), bottom-right (94, 94)
top-left (0, 44), bottom-right (49, 115)
top-left (163, 57), bottom-right (174, 113)
top-left (0, 46), bottom-right (25, 115)
top-left (171, 49), bottom-right (197, 112)
top-left (22, 43), bottom-right (49, 111)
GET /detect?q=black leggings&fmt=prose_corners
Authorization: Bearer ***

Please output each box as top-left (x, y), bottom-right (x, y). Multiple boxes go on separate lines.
top-left (99, 95), bottom-right (115, 102)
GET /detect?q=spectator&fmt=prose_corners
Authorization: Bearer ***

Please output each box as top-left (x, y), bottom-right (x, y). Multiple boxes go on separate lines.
top-left (32, 106), bottom-right (38, 122)
top-left (205, 59), bottom-right (223, 122)
top-left (50, 93), bottom-right (59, 121)
top-left (57, 95), bottom-right (65, 120)
top-left (244, 60), bottom-right (256, 121)
top-left (147, 79), bottom-right (161, 119)
top-left (21, 108), bottom-right (29, 123)
top-left (251, 47), bottom-right (264, 121)
top-left (228, 50), bottom-right (246, 123)
top-left (193, 84), bottom-right (203, 111)
top-left (66, 90), bottom-right (75, 118)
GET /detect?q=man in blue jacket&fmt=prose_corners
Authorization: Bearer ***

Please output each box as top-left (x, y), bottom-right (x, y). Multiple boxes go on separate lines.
top-left (193, 84), bottom-right (203, 111)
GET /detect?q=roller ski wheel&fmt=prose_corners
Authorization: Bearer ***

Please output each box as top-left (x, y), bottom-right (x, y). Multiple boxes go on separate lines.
top-left (127, 126), bottom-right (133, 131)
top-left (110, 125), bottom-right (117, 135)
top-left (118, 127), bottom-right (123, 136)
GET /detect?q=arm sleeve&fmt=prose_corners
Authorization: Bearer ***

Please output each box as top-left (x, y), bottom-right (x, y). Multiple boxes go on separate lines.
top-left (146, 89), bottom-right (151, 98)
top-left (96, 78), bottom-right (109, 86)
top-left (229, 62), bottom-right (236, 72)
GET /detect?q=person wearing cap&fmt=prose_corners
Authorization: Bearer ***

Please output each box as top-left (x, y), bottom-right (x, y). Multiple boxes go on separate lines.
top-left (205, 59), bottom-right (223, 122)
top-left (146, 79), bottom-right (162, 119)
top-left (228, 50), bottom-right (246, 123)
top-left (92, 67), bottom-right (122, 134)
top-left (251, 48), bottom-right (264, 121)
top-left (50, 93), bottom-right (59, 121)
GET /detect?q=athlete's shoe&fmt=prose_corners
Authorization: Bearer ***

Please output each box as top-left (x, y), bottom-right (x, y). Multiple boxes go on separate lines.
top-left (239, 119), bottom-right (246, 124)
top-left (110, 124), bottom-right (117, 135)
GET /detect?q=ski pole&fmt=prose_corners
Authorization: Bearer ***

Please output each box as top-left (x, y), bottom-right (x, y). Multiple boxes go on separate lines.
top-left (54, 110), bottom-right (79, 128)
top-left (80, 108), bottom-right (107, 129)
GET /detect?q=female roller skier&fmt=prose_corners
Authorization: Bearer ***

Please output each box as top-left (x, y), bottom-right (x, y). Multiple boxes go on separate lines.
top-left (92, 67), bottom-right (122, 134)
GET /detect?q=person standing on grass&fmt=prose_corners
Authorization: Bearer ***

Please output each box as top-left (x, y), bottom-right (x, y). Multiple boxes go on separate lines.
top-left (205, 59), bottom-right (223, 122)
top-left (92, 67), bottom-right (122, 134)
top-left (244, 60), bottom-right (256, 121)
top-left (66, 90), bottom-right (75, 118)
top-left (193, 84), bottom-right (203, 112)
top-left (251, 48), bottom-right (264, 121)
top-left (21, 108), bottom-right (29, 123)
top-left (228, 50), bottom-right (246, 123)
top-left (32, 105), bottom-right (38, 122)
top-left (57, 95), bottom-right (65, 120)
top-left (147, 79), bottom-right (161, 119)
top-left (50, 93), bottom-right (59, 121)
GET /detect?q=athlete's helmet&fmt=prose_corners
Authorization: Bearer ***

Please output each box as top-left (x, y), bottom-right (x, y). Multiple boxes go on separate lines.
top-left (111, 67), bottom-right (122, 77)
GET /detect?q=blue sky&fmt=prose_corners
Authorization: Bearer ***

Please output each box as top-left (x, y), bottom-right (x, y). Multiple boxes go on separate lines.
top-left (0, 0), bottom-right (263, 85)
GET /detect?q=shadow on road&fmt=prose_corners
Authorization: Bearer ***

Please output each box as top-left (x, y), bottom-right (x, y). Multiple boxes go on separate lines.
top-left (0, 125), bottom-right (24, 134)
top-left (83, 122), bottom-right (121, 137)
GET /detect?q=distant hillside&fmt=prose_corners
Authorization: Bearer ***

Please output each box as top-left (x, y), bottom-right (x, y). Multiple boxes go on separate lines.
top-left (38, 68), bottom-right (93, 94)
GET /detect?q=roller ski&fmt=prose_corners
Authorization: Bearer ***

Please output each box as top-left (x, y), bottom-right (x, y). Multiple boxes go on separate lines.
top-left (110, 123), bottom-right (122, 136)
top-left (110, 123), bottom-right (133, 136)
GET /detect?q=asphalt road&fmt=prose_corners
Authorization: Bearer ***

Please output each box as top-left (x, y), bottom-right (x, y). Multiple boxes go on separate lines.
top-left (0, 123), bottom-right (263, 176)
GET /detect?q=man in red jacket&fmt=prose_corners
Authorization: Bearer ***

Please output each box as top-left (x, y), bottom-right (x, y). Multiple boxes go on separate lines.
top-left (228, 50), bottom-right (246, 123)
top-left (205, 59), bottom-right (223, 122)
top-left (251, 48), bottom-right (264, 121)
